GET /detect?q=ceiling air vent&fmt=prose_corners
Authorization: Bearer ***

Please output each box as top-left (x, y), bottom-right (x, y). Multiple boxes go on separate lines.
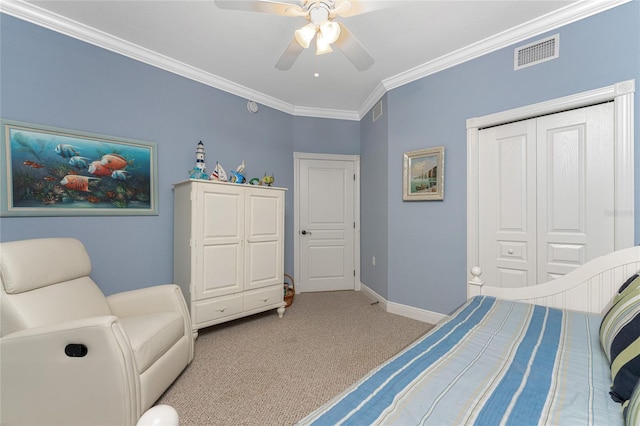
top-left (372, 100), bottom-right (383, 122)
top-left (514, 34), bottom-right (559, 70)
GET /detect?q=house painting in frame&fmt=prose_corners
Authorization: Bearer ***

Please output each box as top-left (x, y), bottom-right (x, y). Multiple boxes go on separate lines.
top-left (403, 146), bottom-right (445, 201)
top-left (1, 119), bottom-right (158, 216)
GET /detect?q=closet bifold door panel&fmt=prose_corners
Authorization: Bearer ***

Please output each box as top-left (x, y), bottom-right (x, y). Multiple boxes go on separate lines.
top-left (173, 180), bottom-right (286, 336)
top-left (535, 104), bottom-right (615, 282)
top-left (478, 103), bottom-right (615, 288)
top-left (478, 118), bottom-right (537, 289)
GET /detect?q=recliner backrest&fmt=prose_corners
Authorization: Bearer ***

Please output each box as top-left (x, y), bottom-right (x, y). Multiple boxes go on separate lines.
top-left (0, 238), bottom-right (111, 336)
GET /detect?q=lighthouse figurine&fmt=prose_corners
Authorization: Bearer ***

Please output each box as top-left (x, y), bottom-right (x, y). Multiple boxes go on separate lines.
top-left (189, 141), bottom-right (209, 179)
top-left (196, 141), bottom-right (205, 172)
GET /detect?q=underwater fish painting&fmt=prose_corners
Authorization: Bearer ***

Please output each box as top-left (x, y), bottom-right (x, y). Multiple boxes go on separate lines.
top-left (111, 170), bottom-right (129, 181)
top-left (68, 156), bottom-right (90, 169)
top-left (101, 153), bottom-right (132, 171)
top-left (88, 160), bottom-right (113, 177)
top-left (54, 144), bottom-right (80, 158)
top-left (60, 175), bottom-right (98, 192)
top-left (23, 160), bottom-right (45, 169)
top-left (1, 119), bottom-right (158, 216)
top-left (12, 132), bottom-right (46, 160)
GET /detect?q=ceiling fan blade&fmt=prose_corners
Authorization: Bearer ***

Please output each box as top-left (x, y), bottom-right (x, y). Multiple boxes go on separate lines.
top-left (275, 38), bottom-right (305, 70)
top-left (333, 0), bottom-right (388, 18)
top-left (334, 23), bottom-right (374, 71)
top-left (214, 0), bottom-right (305, 17)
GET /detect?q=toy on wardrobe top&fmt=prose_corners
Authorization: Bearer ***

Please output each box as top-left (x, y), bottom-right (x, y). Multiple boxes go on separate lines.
top-left (189, 141), bottom-right (274, 187)
top-left (188, 141), bottom-right (209, 180)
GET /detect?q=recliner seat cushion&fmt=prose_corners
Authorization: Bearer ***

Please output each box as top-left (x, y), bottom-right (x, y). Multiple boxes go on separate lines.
top-left (118, 312), bottom-right (185, 374)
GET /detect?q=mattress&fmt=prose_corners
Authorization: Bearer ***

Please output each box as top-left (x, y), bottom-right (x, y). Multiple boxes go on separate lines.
top-left (298, 296), bottom-right (623, 425)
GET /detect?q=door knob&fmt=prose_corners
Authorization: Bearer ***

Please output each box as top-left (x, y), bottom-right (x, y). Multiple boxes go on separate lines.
top-left (301, 230), bottom-right (311, 235)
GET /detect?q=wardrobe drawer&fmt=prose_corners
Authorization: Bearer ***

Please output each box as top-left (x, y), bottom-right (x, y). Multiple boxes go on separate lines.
top-left (244, 285), bottom-right (283, 311)
top-left (193, 294), bottom-right (243, 325)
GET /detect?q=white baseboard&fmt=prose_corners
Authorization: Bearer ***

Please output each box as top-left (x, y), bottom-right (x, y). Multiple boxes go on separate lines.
top-left (359, 282), bottom-right (447, 324)
top-left (358, 282), bottom-right (388, 310)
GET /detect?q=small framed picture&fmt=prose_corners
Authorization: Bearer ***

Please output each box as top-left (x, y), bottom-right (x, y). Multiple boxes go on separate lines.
top-left (403, 146), bottom-right (444, 201)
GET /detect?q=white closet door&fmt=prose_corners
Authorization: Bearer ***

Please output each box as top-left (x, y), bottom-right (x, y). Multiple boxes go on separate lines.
top-left (478, 103), bottom-right (615, 288)
top-left (479, 119), bottom-right (537, 288)
top-left (536, 103), bottom-right (615, 281)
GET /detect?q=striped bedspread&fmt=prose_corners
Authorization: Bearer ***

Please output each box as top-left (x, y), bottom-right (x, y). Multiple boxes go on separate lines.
top-left (298, 296), bottom-right (623, 425)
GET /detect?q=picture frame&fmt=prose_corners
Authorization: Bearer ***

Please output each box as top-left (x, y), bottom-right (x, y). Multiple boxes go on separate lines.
top-left (1, 119), bottom-right (158, 216)
top-left (403, 146), bottom-right (445, 201)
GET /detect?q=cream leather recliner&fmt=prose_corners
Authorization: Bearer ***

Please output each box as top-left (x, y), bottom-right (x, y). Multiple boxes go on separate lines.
top-left (0, 237), bottom-right (194, 425)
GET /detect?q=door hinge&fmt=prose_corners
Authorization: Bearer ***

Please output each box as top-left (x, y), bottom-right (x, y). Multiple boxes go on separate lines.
top-left (353, 174), bottom-right (356, 180)
top-left (354, 222), bottom-right (356, 229)
top-left (353, 270), bottom-right (356, 277)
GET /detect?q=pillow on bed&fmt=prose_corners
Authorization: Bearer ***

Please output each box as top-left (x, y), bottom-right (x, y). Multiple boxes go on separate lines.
top-left (613, 274), bottom-right (640, 306)
top-left (600, 281), bottom-right (640, 403)
top-left (623, 379), bottom-right (640, 425)
top-left (601, 273), bottom-right (640, 356)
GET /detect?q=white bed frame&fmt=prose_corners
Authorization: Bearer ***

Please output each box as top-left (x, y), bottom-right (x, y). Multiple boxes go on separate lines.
top-left (468, 246), bottom-right (640, 315)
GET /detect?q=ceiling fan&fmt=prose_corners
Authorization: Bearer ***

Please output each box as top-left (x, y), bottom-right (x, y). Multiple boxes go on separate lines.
top-left (214, 0), bottom-right (379, 71)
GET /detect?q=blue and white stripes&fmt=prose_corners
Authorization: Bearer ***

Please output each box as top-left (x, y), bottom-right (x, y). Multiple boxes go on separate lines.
top-left (299, 296), bottom-right (621, 426)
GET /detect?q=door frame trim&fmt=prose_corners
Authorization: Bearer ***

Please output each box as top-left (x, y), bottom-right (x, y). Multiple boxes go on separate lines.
top-left (466, 79), bottom-right (635, 286)
top-left (293, 152), bottom-right (361, 293)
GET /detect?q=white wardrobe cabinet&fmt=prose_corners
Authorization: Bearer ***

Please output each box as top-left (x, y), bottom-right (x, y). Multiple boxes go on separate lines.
top-left (173, 180), bottom-right (286, 336)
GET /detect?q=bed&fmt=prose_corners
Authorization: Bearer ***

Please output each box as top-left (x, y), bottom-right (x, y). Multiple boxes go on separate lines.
top-left (298, 246), bottom-right (640, 425)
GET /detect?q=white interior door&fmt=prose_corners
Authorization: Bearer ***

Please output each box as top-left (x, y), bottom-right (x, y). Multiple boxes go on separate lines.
top-left (298, 157), bottom-right (356, 292)
top-left (478, 103), bottom-right (615, 287)
top-left (536, 103), bottom-right (614, 281)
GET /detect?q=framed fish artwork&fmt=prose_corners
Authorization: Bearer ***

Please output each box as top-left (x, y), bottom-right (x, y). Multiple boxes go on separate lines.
top-left (0, 119), bottom-right (158, 216)
top-left (402, 146), bottom-right (445, 201)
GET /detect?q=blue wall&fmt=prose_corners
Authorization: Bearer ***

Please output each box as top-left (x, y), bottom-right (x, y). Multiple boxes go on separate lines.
top-left (360, 1), bottom-right (640, 315)
top-left (360, 95), bottom-right (389, 299)
top-left (2, 2), bottom-right (639, 317)
top-left (0, 14), bottom-right (358, 295)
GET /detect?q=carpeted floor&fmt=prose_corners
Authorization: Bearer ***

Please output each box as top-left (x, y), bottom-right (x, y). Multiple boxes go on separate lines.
top-left (157, 290), bottom-right (434, 425)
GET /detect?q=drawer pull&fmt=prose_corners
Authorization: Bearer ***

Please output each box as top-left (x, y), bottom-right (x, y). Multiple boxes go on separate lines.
top-left (507, 249), bottom-right (514, 255)
top-left (261, 298), bottom-right (269, 302)
top-left (219, 307), bottom-right (227, 312)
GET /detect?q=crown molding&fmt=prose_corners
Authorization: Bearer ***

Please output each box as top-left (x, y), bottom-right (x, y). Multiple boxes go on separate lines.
top-left (358, 82), bottom-right (387, 121)
top-left (0, 0), bottom-right (630, 121)
top-left (293, 105), bottom-right (360, 121)
top-left (383, 0), bottom-right (631, 93)
top-left (0, 0), bottom-right (310, 117)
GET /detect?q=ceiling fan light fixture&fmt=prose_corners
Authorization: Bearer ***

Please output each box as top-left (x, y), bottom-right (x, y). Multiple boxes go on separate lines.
top-left (316, 32), bottom-right (333, 55)
top-left (295, 23), bottom-right (316, 49)
top-left (319, 21), bottom-right (341, 44)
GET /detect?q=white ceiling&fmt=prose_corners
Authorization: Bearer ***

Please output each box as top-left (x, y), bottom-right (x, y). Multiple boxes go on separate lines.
top-left (1, 0), bottom-right (625, 120)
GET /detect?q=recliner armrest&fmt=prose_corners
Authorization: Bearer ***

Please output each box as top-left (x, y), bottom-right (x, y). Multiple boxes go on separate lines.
top-left (107, 284), bottom-right (194, 362)
top-left (1, 314), bottom-right (119, 340)
top-left (1, 316), bottom-right (140, 426)
top-left (106, 284), bottom-right (189, 319)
